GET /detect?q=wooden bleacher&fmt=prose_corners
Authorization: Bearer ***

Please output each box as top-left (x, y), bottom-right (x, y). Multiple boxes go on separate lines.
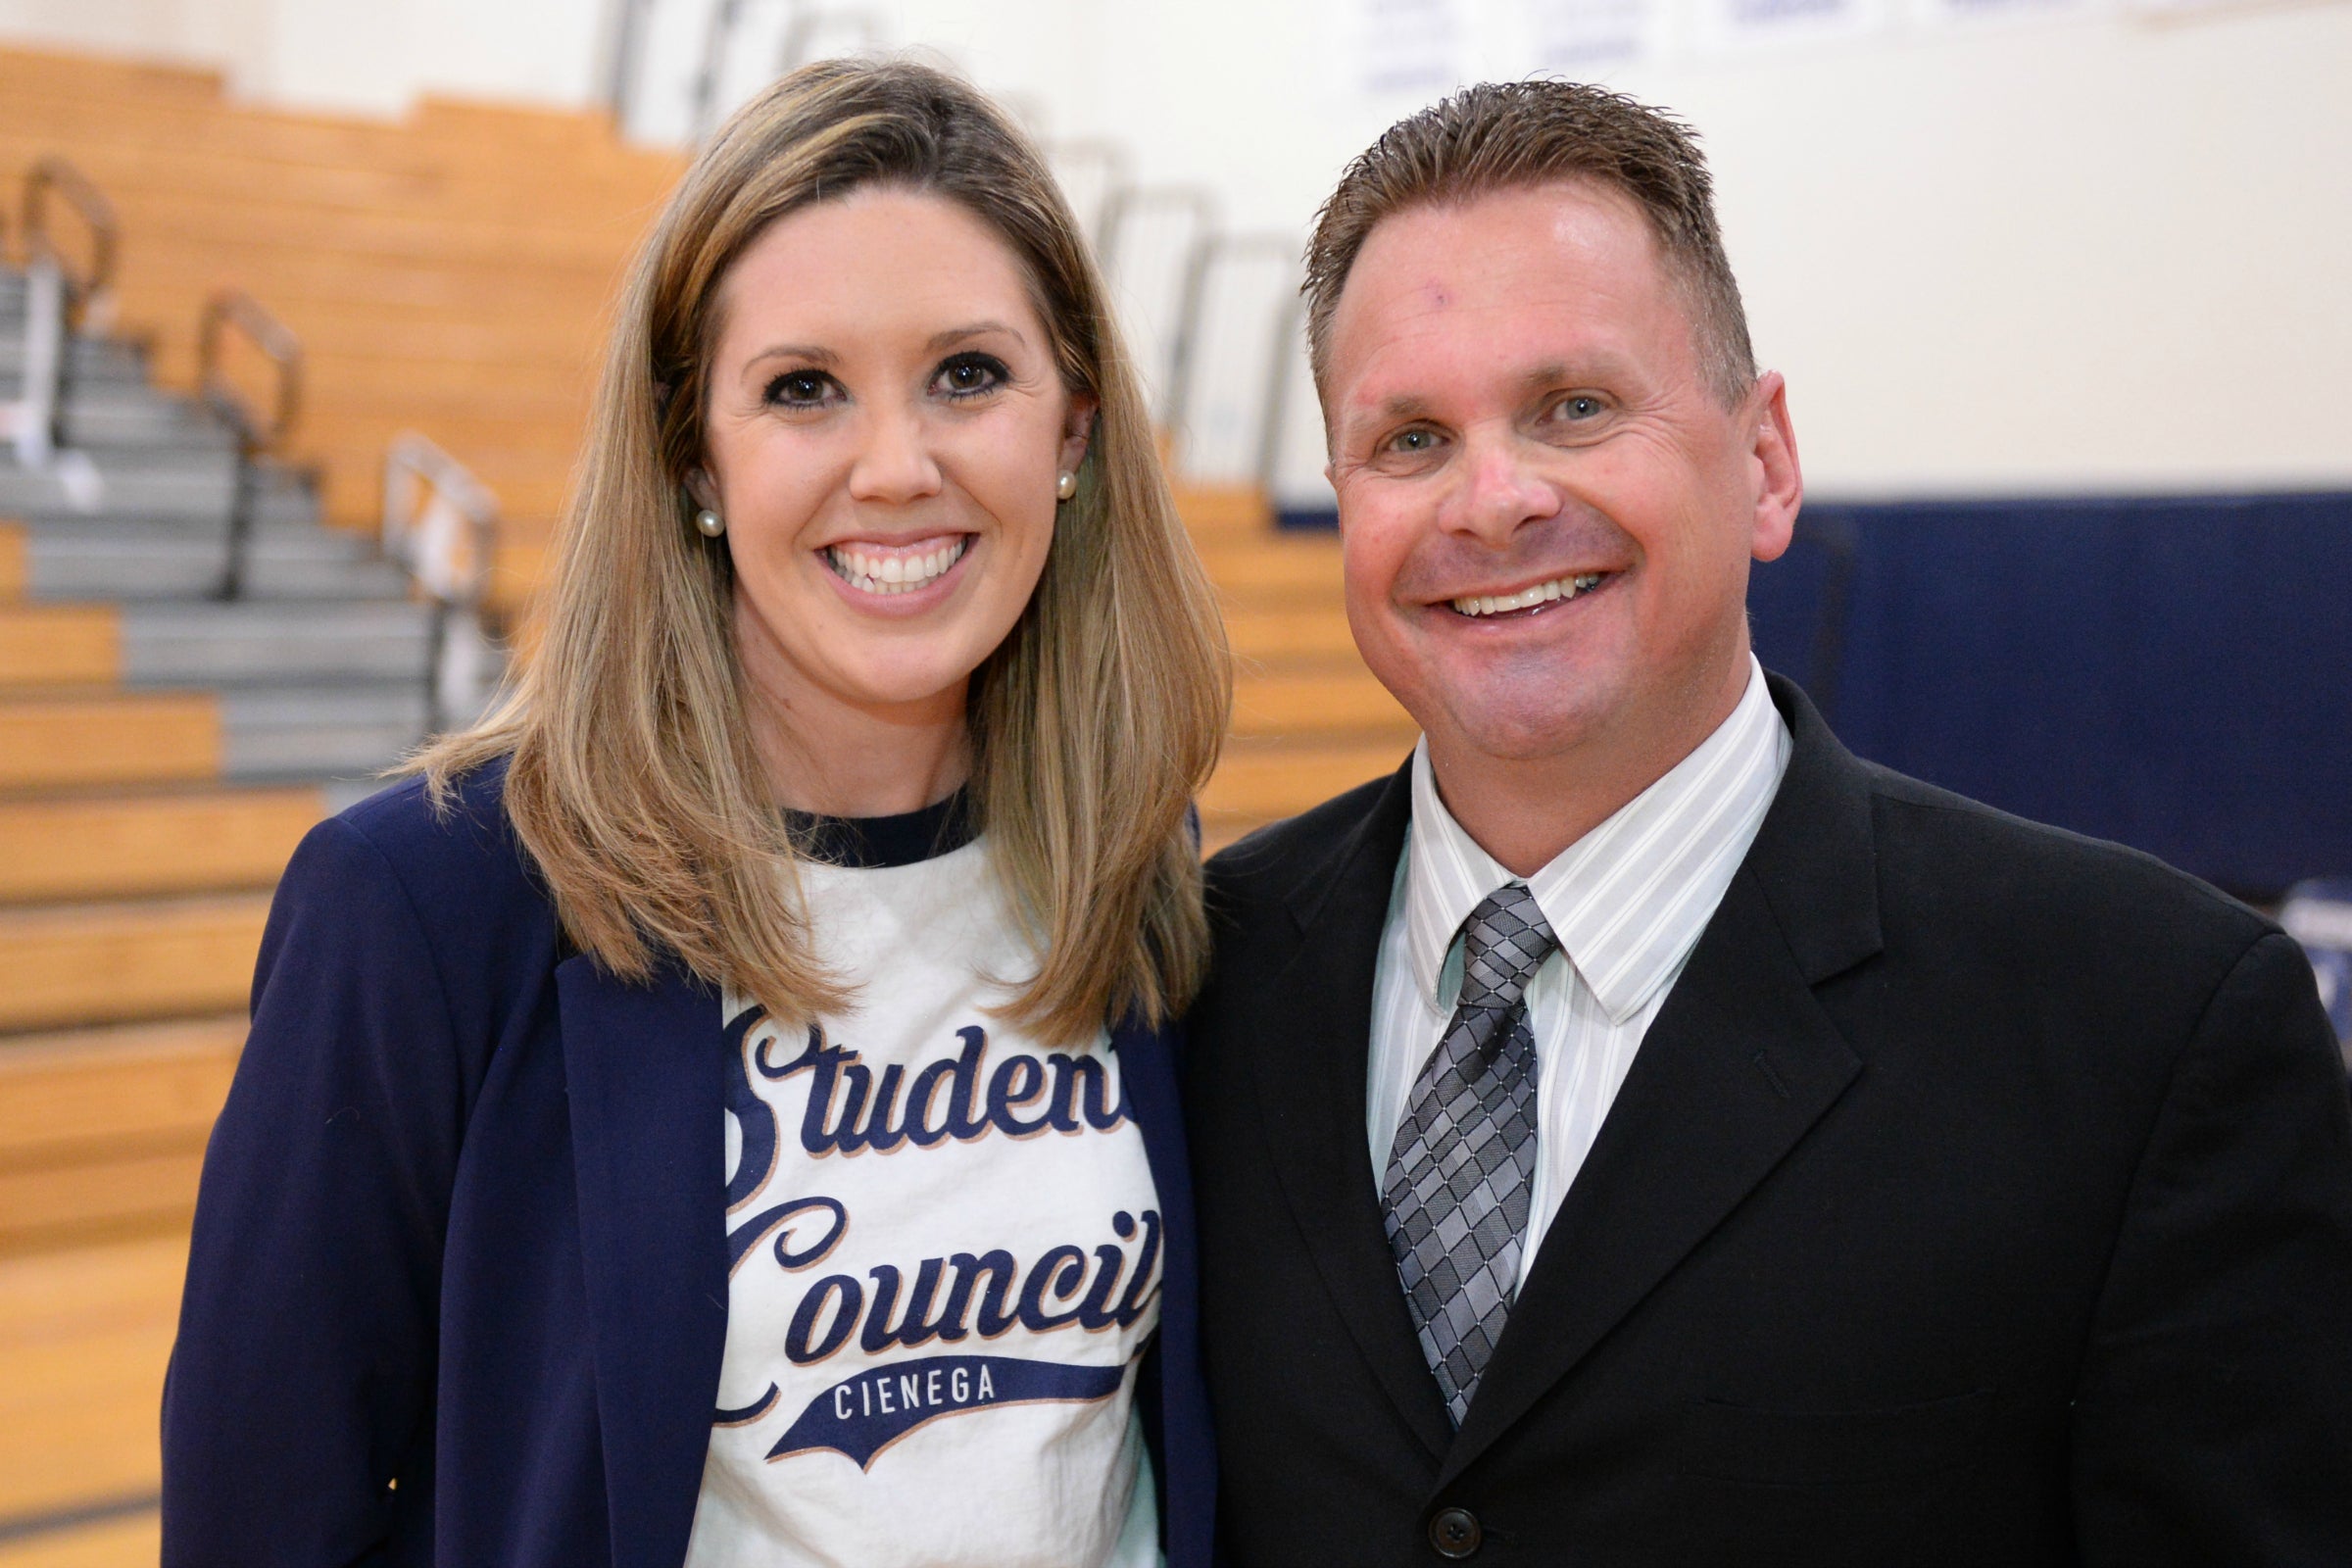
top-left (0, 43), bottom-right (1409, 1562)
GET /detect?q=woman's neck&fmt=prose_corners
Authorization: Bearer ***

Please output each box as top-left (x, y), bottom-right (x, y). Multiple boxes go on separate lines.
top-left (735, 621), bottom-right (972, 819)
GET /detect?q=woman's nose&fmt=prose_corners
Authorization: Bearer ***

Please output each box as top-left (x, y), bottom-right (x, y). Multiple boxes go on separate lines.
top-left (846, 404), bottom-right (944, 504)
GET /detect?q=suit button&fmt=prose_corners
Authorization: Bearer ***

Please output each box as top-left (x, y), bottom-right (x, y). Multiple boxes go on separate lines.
top-left (1428, 1505), bottom-right (1482, 1558)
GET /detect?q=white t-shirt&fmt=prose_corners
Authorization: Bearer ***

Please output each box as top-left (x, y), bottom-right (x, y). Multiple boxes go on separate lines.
top-left (683, 800), bottom-right (1163, 1568)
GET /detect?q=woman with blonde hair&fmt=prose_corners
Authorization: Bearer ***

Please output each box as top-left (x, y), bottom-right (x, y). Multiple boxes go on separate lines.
top-left (162, 59), bottom-right (1226, 1567)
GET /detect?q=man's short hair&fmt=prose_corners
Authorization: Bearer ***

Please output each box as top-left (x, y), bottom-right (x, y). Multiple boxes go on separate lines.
top-left (1303, 78), bottom-right (1758, 409)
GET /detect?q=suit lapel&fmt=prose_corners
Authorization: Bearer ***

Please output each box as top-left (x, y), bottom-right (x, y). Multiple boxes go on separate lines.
top-left (1437, 677), bottom-right (1883, 1488)
top-left (1246, 764), bottom-right (1456, 1459)
top-left (559, 956), bottom-right (730, 1568)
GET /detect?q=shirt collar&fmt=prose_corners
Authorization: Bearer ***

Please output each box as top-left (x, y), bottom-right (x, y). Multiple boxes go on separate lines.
top-left (1403, 656), bottom-right (1792, 1024)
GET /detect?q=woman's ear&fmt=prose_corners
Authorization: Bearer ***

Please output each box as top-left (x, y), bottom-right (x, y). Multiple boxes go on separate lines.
top-left (1056, 396), bottom-right (1098, 479)
top-left (684, 466), bottom-right (720, 513)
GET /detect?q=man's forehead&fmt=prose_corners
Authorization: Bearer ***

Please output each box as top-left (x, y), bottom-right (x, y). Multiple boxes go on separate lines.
top-left (1323, 181), bottom-right (1686, 421)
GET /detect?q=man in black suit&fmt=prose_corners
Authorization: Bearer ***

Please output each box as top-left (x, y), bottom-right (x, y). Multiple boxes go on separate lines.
top-left (1186, 79), bottom-right (2352, 1565)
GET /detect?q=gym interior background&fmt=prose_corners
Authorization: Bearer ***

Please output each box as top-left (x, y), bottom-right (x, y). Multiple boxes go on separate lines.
top-left (0, 0), bottom-right (2346, 1559)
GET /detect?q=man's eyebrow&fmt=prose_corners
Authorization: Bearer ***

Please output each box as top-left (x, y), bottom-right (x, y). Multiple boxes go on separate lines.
top-left (927, 320), bottom-right (1026, 352)
top-left (1520, 352), bottom-right (1638, 389)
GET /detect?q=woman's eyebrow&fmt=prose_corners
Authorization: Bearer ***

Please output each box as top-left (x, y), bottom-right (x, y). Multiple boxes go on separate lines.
top-left (743, 343), bottom-right (839, 369)
top-left (927, 320), bottom-right (1025, 352)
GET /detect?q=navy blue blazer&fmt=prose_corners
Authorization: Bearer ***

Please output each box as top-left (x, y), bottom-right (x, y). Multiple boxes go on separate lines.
top-left (161, 762), bottom-right (1215, 1567)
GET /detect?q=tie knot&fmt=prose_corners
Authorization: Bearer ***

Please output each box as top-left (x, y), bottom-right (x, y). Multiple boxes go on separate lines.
top-left (1458, 883), bottom-right (1557, 1011)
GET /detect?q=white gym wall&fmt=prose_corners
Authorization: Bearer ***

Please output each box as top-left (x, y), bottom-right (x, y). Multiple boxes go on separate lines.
top-left (5, 0), bottom-right (2347, 499)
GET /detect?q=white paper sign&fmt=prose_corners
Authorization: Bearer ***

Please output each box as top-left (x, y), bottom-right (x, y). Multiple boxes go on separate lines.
top-left (1337, 0), bottom-right (1475, 97)
top-left (1523, 0), bottom-right (1667, 72)
top-left (1691, 0), bottom-right (1888, 51)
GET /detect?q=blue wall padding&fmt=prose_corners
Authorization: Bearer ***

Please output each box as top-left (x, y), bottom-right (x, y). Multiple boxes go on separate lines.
top-left (1747, 491), bottom-right (2352, 896)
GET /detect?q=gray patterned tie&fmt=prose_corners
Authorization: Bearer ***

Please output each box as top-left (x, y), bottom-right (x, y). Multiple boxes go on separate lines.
top-left (1383, 881), bottom-right (1557, 1425)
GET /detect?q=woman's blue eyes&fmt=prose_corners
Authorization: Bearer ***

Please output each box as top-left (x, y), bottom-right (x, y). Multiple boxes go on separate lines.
top-left (761, 354), bottom-right (1009, 410)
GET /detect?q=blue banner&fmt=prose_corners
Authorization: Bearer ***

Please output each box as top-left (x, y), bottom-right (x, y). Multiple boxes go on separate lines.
top-left (766, 1354), bottom-right (1126, 1469)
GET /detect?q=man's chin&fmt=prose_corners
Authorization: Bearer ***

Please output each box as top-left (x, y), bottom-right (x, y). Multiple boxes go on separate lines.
top-left (1421, 698), bottom-right (1614, 769)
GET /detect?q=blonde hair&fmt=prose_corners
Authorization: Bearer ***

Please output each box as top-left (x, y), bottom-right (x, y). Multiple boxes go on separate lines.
top-left (414, 59), bottom-right (1230, 1045)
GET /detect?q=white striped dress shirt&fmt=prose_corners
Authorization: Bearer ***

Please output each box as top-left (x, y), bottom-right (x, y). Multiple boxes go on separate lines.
top-left (1367, 657), bottom-right (1793, 1286)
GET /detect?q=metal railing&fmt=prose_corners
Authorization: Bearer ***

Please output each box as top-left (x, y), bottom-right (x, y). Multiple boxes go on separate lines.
top-left (1167, 231), bottom-right (1298, 477)
top-left (1044, 139), bottom-right (1129, 254)
top-left (781, 5), bottom-right (884, 70)
top-left (604, 0), bottom-right (656, 130)
top-left (1252, 291), bottom-right (1309, 502)
top-left (384, 432), bottom-right (502, 732)
top-left (198, 288), bottom-right (303, 599)
top-left (690, 0), bottom-right (886, 140)
top-left (1099, 184), bottom-right (1219, 426)
top-left (22, 157), bottom-right (120, 329)
top-left (6, 160), bottom-right (121, 473)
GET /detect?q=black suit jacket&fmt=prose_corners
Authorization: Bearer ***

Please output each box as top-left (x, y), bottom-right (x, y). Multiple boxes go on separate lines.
top-left (1186, 676), bottom-right (2352, 1566)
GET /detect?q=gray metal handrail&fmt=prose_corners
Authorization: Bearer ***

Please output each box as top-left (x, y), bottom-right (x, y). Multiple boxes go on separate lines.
top-left (692, 0), bottom-right (888, 140)
top-left (384, 432), bottom-right (502, 731)
top-left (383, 432), bottom-right (499, 609)
top-left (4, 254), bottom-right (67, 468)
top-left (1043, 139), bottom-right (1129, 252)
top-left (1255, 290), bottom-right (1309, 501)
top-left (1098, 184), bottom-right (1219, 426)
top-left (604, 0), bottom-right (657, 129)
top-left (692, 0), bottom-right (760, 140)
top-left (1167, 230), bottom-right (1298, 466)
top-left (22, 157), bottom-right (120, 326)
top-left (1096, 184), bottom-right (1218, 288)
top-left (199, 288), bottom-right (302, 449)
top-left (198, 288), bottom-right (303, 599)
top-left (779, 5), bottom-right (884, 70)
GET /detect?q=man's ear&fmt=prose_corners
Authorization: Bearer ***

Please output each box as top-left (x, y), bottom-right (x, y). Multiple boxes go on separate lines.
top-left (1745, 370), bottom-right (1803, 564)
top-left (1057, 395), bottom-right (1099, 478)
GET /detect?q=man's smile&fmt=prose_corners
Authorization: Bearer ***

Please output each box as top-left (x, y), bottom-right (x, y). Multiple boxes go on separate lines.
top-left (1445, 569), bottom-right (1609, 619)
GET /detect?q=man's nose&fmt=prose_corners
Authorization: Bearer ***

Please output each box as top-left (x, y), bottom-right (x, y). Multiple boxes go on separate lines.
top-left (846, 403), bottom-right (944, 504)
top-left (1442, 426), bottom-right (1561, 546)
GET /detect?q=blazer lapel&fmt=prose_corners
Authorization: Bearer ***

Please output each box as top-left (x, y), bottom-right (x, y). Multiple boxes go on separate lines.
top-left (1246, 764), bottom-right (1457, 1460)
top-left (1438, 677), bottom-right (1884, 1488)
top-left (559, 956), bottom-right (730, 1568)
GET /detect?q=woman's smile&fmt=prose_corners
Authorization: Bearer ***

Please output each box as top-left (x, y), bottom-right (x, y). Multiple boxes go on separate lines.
top-left (821, 532), bottom-right (974, 603)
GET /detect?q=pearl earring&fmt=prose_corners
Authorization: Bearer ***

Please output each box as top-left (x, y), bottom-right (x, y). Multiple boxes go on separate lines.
top-left (694, 508), bottom-right (725, 538)
top-left (1054, 470), bottom-right (1078, 503)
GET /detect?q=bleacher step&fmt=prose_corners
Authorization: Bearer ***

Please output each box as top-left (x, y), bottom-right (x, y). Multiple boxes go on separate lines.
top-left (0, 895), bottom-right (270, 1033)
top-left (0, 1016), bottom-right (243, 1253)
top-left (220, 682), bottom-right (428, 779)
top-left (120, 600), bottom-right (434, 686)
top-left (1196, 535), bottom-right (1346, 604)
top-left (22, 516), bottom-right (406, 601)
top-left (0, 1231), bottom-right (184, 1529)
top-left (1202, 736), bottom-right (1409, 828)
top-left (0, 333), bottom-right (148, 387)
top-left (1226, 605), bottom-right (1364, 667)
top-left (54, 386), bottom-right (235, 452)
top-left (0, 787), bottom-right (322, 903)
top-left (0, 692), bottom-right (218, 791)
top-left (0, 605), bottom-right (116, 686)
top-left (1233, 669), bottom-right (1416, 742)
